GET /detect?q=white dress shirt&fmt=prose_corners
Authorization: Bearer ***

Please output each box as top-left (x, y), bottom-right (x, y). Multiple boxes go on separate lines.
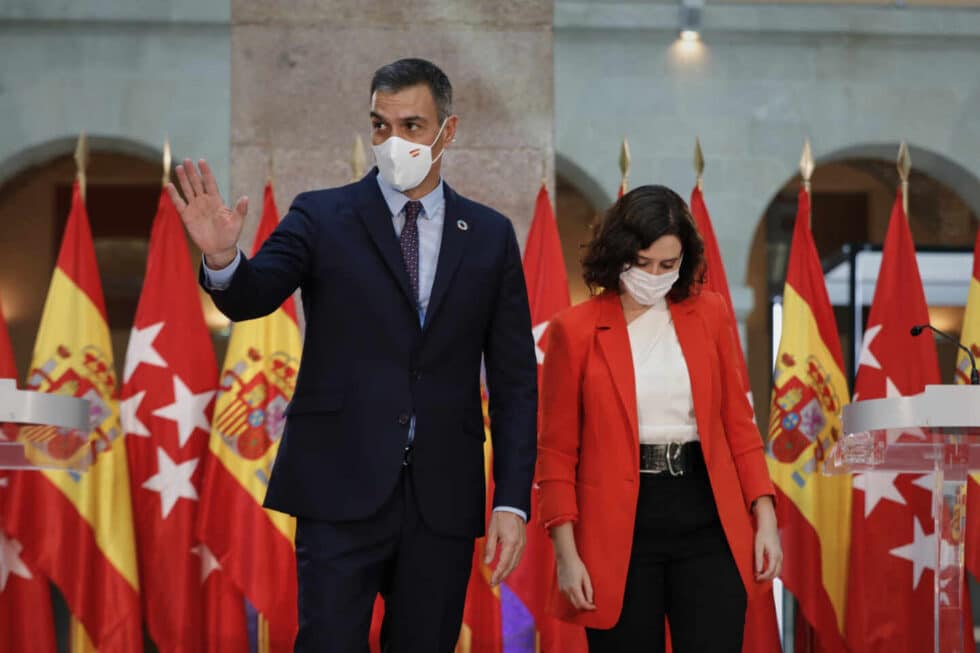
top-left (627, 301), bottom-right (699, 445)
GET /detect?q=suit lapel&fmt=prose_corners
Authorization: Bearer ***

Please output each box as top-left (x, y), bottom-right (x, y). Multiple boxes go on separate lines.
top-left (670, 296), bottom-right (714, 464)
top-left (353, 170), bottom-right (416, 312)
top-left (423, 183), bottom-right (467, 331)
top-left (595, 293), bottom-right (639, 447)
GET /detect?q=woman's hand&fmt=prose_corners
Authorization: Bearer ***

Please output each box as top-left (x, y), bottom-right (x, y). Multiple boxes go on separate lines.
top-left (557, 552), bottom-right (596, 611)
top-left (752, 495), bottom-right (783, 582)
top-left (550, 522), bottom-right (596, 611)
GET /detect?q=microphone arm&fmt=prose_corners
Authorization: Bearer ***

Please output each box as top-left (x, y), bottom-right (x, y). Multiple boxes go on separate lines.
top-left (910, 324), bottom-right (980, 385)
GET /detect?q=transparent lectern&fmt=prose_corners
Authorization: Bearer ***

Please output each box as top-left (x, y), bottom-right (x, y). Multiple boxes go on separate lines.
top-left (0, 378), bottom-right (91, 470)
top-left (826, 384), bottom-right (980, 653)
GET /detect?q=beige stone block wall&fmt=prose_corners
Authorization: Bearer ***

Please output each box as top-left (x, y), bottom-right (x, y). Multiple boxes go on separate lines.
top-left (231, 0), bottom-right (554, 252)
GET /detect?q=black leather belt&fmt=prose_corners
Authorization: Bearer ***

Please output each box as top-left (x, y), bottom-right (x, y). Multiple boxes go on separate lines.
top-left (640, 441), bottom-right (702, 476)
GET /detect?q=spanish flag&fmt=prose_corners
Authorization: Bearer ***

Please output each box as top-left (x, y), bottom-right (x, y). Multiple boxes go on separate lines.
top-left (958, 228), bottom-right (980, 582)
top-left (766, 187), bottom-right (851, 652)
top-left (196, 181), bottom-right (299, 652)
top-left (2, 181), bottom-right (142, 651)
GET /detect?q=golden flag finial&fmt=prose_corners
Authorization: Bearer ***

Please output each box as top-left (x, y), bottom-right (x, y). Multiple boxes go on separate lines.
top-left (162, 137), bottom-right (172, 187)
top-left (74, 132), bottom-right (89, 200)
top-left (898, 141), bottom-right (911, 215)
top-left (266, 152), bottom-right (275, 186)
top-left (351, 134), bottom-right (367, 182)
top-left (694, 138), bottom-right (705, 191)
top-left (799, 138), bottom-right (815, 193)
top-left (619, 137), bottom-right (631, 195)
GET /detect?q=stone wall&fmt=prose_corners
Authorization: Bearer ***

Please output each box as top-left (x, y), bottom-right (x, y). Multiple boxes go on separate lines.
top-left (230, 0), bottom-right (554, 250)
top-left (0, 0), bottom-right (231, 193)
top-left (554, 1), bottom-right (980, 317)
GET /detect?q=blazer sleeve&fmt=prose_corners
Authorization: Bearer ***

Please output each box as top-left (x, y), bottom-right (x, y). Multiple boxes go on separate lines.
top-left (483, 220), bottom-right (538, 518)
top-left (200, 194), bottom-right (317, 322)
top-left (711, 294), bottom-right (775, 510)
top-left (536, 315), bottom-right (585, 529)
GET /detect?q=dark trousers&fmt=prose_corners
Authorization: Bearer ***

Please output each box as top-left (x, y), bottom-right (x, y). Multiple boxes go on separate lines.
top-left (294, 468), bottom-right (474, 653)
top-left (586, 446), bottom-right (747, 653)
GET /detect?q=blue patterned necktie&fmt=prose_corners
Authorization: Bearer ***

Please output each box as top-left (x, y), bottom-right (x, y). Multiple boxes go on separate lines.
top-left (400, 200), bottom-right (423, 305)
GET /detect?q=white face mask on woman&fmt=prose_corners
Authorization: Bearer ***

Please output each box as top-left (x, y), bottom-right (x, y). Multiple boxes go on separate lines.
top-left (619, 259), bottom-right (682, 306)
top-left (372, 119), bottom-right (448, 192)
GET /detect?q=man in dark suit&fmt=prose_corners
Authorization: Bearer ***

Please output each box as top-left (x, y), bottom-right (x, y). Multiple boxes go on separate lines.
top-left (167, 58), bottom-right (537, 652)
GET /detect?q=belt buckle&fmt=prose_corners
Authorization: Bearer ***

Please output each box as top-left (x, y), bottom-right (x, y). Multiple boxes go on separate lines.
top-left (641, 444), bottom-right (670, 474)
top-left (666, 441), bottom-right (684, 477)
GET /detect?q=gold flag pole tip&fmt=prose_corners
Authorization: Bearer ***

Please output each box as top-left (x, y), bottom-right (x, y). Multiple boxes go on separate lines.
top-left (619, 137), bottom-right (631, 194)
top-left (799, 138), bottom-right (815, 193)
top-left (694, 138), bottom-right (705, 191)
top-left (74, 133), bottom-right (89, 200)
top-left (162, 138), bottom-right (172, 187)
top-left (351, 135), bottom-right (367, 182)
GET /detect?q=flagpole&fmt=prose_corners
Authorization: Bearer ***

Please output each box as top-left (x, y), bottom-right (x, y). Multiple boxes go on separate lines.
top-left (161, 137), bottom-right (172, 188)
top-left (694, 138), bottom-right (704, 192)
top-left (619, 137), bottom-right (631, 197)
top-left (74, 132), bottom-right (89, 201)
top-left (898, 141), bottom-right (911, 217)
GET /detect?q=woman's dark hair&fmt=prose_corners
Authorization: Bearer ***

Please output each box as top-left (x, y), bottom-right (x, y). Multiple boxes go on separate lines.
top-left (582, 184), bottom-right (705, 302)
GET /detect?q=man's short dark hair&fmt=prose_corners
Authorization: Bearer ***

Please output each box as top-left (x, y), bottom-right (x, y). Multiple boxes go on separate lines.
top-left (371, 58), bottom-right (454, 122)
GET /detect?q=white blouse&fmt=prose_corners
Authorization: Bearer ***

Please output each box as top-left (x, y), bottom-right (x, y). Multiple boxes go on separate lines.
top-left (627, 301), bottom-right (699, 445)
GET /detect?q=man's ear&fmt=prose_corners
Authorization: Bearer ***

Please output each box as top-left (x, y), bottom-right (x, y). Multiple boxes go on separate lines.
top-left (444, 115), bottom-right (459, 145)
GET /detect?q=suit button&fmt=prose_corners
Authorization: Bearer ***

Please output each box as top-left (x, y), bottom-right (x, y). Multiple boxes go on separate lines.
top-left (398, 413), bottom-right (410, 426)
top-left (413, 370), bottom-right (423, 381)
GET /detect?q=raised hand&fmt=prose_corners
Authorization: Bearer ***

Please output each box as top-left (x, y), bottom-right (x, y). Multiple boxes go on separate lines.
top-left (166, 159), bottom-right (247, 269)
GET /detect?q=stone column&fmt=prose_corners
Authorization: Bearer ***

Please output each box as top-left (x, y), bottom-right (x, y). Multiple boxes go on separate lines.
top-left (231, 0), bottom-right (554, 250)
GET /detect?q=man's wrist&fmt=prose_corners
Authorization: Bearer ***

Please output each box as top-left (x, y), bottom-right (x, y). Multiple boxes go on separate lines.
top-left (493, 506), bottom-right (528, 522)
top-left (204, 247), bottom-right (238, 270)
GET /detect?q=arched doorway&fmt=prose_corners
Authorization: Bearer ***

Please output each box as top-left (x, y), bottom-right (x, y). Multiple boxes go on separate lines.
top-left (746, 144), bottom-right (980, 650)
top-left (0, 139), bottom-right (230, 382)
top-left (554, 153), bottom-right (612, 306)
top-left (745, 148), bottom-right (979, 426)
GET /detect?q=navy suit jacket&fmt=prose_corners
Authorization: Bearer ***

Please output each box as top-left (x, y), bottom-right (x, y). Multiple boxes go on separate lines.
top-left (202, 170), bottom-right (537, 538)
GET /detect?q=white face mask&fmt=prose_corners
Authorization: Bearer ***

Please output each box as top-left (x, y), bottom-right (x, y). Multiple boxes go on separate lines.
top-left (619, 261), bottom-right (682, 306)
top-left (372, 119), bottom-right (448, 192)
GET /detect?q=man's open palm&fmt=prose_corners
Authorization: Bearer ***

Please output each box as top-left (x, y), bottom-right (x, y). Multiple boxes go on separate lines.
top-left (166, 158), bottom-right (247, 268)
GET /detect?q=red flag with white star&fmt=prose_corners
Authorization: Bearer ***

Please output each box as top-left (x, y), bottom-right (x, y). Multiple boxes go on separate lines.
top-left (0, 297), bottom-right (57, 653)
top-left (846, 190), bottom-right (974, 652)
top-left (690, 185), bottom-right (780, 652)
top-left (122, 189), bottom-right (247, 651)
top-left (507, 183), bottom-right (586, 652)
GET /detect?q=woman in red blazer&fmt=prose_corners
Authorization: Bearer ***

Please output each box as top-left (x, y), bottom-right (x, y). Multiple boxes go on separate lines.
top-left (537, 185), bottom-right (781, 652)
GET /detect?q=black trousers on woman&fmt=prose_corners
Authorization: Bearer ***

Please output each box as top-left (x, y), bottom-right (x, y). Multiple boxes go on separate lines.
top-left (586, 445), bottom-right (747, 653)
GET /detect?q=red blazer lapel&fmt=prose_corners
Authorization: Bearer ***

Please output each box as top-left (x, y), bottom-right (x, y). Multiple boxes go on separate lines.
top-left (670, 295), bottom-right (715, 464)
top-left (595, 293), bottom-right (639, 459)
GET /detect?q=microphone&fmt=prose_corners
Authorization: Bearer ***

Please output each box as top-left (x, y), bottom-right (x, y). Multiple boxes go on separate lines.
top-left (910, 324), bottom-right (980, 385)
